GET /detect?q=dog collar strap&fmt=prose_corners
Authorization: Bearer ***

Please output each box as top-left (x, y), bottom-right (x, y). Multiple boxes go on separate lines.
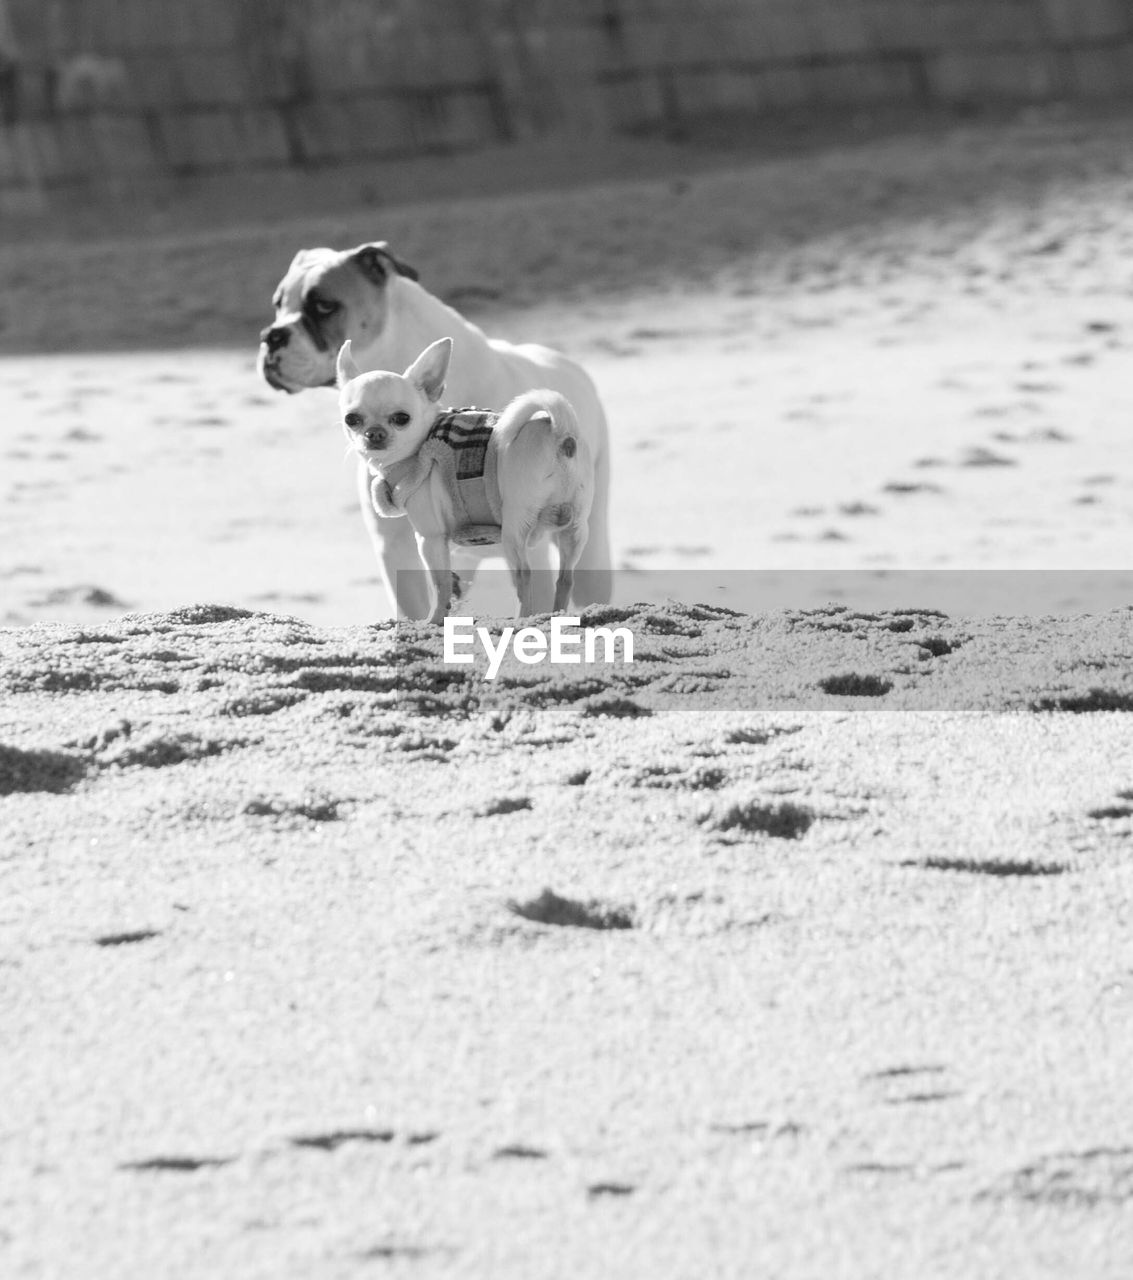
top-left (378, 454), bottom-right (434, 513)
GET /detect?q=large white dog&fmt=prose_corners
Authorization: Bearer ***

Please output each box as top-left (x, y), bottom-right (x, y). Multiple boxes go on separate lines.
top-left (257, 241), bottom-right (612, 619)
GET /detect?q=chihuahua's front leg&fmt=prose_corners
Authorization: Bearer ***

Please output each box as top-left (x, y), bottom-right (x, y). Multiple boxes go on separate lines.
top-left (415, 533), bottom-right (453, 624)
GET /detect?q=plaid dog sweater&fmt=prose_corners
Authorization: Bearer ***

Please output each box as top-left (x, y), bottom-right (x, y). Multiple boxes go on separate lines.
top-left (371, 409), bottom-right (503, 545)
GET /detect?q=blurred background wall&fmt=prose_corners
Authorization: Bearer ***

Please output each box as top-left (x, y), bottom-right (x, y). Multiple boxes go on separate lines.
top-left (1, 0), bottom-right (1131, 200)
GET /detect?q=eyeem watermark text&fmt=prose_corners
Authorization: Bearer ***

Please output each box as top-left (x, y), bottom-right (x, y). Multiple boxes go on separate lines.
top-left (444, 616), bottom-right (634, 680)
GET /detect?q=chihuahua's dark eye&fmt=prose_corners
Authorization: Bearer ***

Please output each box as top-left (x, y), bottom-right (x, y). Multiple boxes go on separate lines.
top-left (389, 411), bottom-right (411, 427)
top-left (311, 298), bottom-right (339, 319)
top-left (344, 412), bottom-right (363, 428)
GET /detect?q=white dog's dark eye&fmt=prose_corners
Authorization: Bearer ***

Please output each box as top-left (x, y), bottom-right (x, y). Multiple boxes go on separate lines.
top-left (389, 411), bottom-right (411, 427)
top-left (311, 298), bottom-right (338, 318)
top-left (344, 412), bottom-right (363, 428)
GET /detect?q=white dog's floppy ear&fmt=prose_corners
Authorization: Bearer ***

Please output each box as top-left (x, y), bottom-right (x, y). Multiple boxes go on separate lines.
top-left (349, 241), bottom-right (420, 284)
top-left (336, 340), bottom-right (361, 386)
top-left (404, 337), bottom-right (452, 403)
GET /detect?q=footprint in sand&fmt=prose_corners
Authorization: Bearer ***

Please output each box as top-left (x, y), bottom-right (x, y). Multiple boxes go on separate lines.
top-left (0, 743), bottom-right (87, 796)
top-left (992, 427), bottom-right (1071, 444)
top-left (492, 1142), bottom-right (548, 1161)
top-left (1086, 797), bottom-right (1133, 821)
top-left (243, 795), bottom-right (341, 822)
top-left (959, 445), bottom-right (1017, 467)
top-left (882, 480), bottom-right (944, 495)
top-left (289, 1129), bottom-right (394, 1152)
top-left (95, 929), bottom-right (162, 947)
top-left (507, 888), bottom-right (635, 931)
top-left (120, 1155), bottom-right (234, 1173)
top-left (899, 855), bottom-right (1067, 877)
top-left (587, 1182), bottom-right (635, 1199)
top-left (863, 1064), bottom-right (959, 1106)
top-left (701, 798), bottom-right (815, 840)
top-left (982, 1147), bottom-right (1133, 1206)
top-left (359, 1245), bottom-right (449, 1262)
top-left (818, 673), bottom-right (892, 697)
top-left (481, 796), bottom-right (533, 817)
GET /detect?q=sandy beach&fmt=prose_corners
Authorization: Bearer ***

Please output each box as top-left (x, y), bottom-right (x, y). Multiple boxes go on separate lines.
top-left (2, 106), bottom-right (1133, 1277)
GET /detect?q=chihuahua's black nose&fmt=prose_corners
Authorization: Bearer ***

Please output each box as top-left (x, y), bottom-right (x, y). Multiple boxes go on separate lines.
top-left (364, 428), bottom-right (387, 450)
top-left (261, 325), bottom-right (290, 352)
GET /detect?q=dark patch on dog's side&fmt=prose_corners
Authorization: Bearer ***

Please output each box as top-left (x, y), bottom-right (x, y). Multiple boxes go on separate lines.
top-left (507, 889), bottom-right (635, 931)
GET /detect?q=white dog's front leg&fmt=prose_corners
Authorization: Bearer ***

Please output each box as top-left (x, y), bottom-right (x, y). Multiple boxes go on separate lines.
top-left (415, 534), bottom-right (453, 624)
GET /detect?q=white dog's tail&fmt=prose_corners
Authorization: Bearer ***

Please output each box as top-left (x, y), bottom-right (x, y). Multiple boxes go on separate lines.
top-left (493, 390), bottom-right (581, 464)
top-left (494, 389), bottom-right (593, 538)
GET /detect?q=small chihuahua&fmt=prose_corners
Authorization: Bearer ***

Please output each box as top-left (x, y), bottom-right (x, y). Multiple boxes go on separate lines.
top-left (337, 337), bottom-right (595, 623)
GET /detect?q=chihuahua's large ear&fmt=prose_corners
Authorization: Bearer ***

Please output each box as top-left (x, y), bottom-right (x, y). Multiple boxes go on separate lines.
top-left (336, 340), bottom-right (361, 387)
top-left (404, 337), bottom-right (452, 403)
top-left (349, 241), bottom-right (420, 284)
